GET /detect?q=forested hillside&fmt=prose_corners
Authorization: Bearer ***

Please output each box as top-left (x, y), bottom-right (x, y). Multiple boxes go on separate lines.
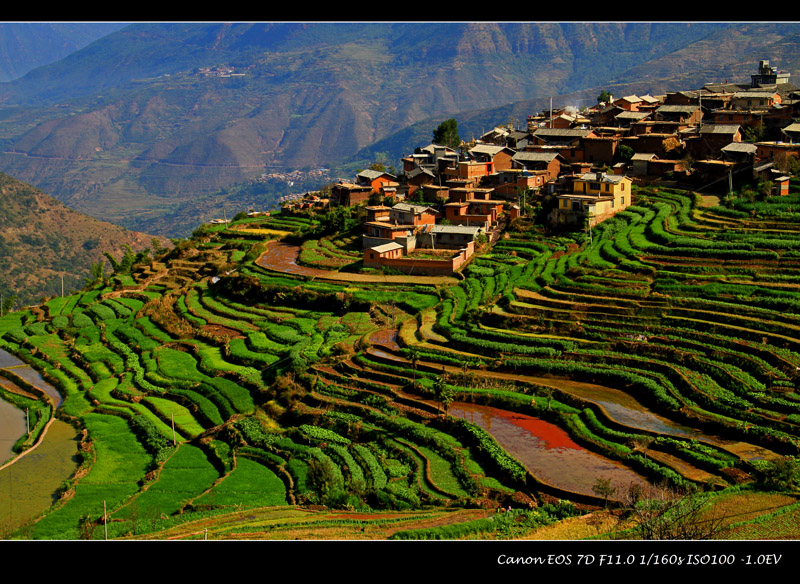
top-left (0, 173), bottom-right (164, 306)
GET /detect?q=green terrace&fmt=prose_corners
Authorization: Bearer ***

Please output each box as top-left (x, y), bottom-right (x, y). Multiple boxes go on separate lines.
top-left (2, 195), bottom-right (800, 540)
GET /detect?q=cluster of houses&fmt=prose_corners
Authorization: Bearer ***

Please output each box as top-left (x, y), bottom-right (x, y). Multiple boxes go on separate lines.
top-left (284, 59), bottom-right (800, 276)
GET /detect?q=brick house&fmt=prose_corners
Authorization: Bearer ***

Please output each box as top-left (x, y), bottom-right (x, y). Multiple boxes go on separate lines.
top-left (654, 104), bottom-right (703, 125)
top-left (485, 168), bottom-right (548, 198)
top-left (405, 167), bottom-right (437, 196)
top-left (756, 141), bottom-right (800, 164)
top-left (684, 124), bottom-right (742, 160)
top-left (389, 203), bottom-right (439, 226)
top-left (511, 151), bottom-right (564, 180)
top-left (615, 95), bottom-right (643, 111)
top-left (467, 144), bottom-right (516, 172)
top-left (364, 242), bottom-right (403, 263)
top-left (356, 169), bottom-right (399, 193)
top-left (331, 182), bottom-right (373, 206)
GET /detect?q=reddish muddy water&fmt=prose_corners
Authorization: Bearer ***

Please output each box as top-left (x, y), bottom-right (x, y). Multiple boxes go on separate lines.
top-left (449, 402), bottom-right (647, 497)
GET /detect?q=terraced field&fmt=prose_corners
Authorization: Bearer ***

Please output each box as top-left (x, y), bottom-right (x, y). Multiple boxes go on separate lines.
top-left (1, 189), bottom-right (800, 540)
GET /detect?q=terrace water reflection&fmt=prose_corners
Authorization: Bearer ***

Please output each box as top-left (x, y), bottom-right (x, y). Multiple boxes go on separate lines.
top-left (449, 402), bottom-right (647, 497)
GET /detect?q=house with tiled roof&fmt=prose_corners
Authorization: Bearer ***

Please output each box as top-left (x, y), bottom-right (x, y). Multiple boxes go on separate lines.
top-left (614, 110), bottom-right (651, 128)
top-left (654, 104), bottom-right (703, 125)
top-left (331, 182), bottom-right (373, 206)
top-left (357, 169), bottom-right (398, 193)
top-left (389, 203), bottom-right (439, 226)
top-left (417, 223), bottom-right (483, 249)
top-left (721, 142), bottom-right (758, 164)
top-left (684, 124), bottom-right (742, 160)
top-left (615, 95), bottom-right (644, 111)
top-left (530, 127), bottom-right (595, 164)
top-left (405, 166), bottom-right (437, 197)
top-left (468, 144), bottom-right (516, 172)
top-left (511, 151), bottom-right (564, 180)
top-left (532, 127), bottom-right (594, 146)
top-left (732, 90), bottom-right (782, 110)
top-left (781, 122), bottom-right (800, 143)
top-left (550, 172), bottom-right (633, 227)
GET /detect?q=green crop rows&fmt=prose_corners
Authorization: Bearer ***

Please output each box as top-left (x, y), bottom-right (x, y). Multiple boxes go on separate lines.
top-left (3, 196), bottom-right (800, 540)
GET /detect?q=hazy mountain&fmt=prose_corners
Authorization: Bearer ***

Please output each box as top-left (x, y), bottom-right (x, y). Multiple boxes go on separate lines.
top-left (0, 22), bottom-right (128, 82)
top-left (0, 22), bottom-right (796, 237)
top-left (0, 172), bottom-right (162, 306)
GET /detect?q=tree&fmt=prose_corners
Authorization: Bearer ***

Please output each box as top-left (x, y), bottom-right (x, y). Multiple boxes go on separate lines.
top-left (1, 293), bottom-right (17, 317)
top-left (597, 90), bottom-right (612, 105)
top-left (84, 261), bottom-right (106, 287)
top-left (761, 456), bottom-right (800, 491)
top-left (433, 369), bottom-right (454, 415)
top-left (619, 482), bottom-right (726, 540)
top-left (592, 476), bottom-right (616, 508)
top-left (408, 348), bottom-right (419, 382)
top-left (617, 143), bottom-right (634, 163)
top-left (433, 118), bottom-right (460, 150)
top-left (628, 436), bottom-right (655, 460)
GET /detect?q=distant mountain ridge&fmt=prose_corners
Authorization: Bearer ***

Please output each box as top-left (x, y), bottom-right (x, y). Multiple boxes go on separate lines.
top-left (0, 22), bottom-right (797, 236)
top-left (0, 22), bottom-right (127, 83)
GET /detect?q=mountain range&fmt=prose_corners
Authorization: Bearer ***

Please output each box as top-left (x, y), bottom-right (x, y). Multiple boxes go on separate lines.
top-left (0, 22), bottom-right (127, 82)
top-left (0, 22), bottom-right (799, 238)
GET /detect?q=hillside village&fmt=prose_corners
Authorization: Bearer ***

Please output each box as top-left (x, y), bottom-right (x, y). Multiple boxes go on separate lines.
top-left (283, 59), bottom-right (800, 276)
top-left (8, 45), bottom-right (800, 542)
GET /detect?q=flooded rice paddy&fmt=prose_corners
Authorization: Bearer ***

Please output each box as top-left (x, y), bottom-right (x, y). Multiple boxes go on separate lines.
top-left (449, 402), bottom-right (647, 497)
top-left (0, 348), bottom-right (77, 536)
top-left (0, 397), bottom-right (26, 464)
top-left (0, 419), bottom-right (79, 536)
